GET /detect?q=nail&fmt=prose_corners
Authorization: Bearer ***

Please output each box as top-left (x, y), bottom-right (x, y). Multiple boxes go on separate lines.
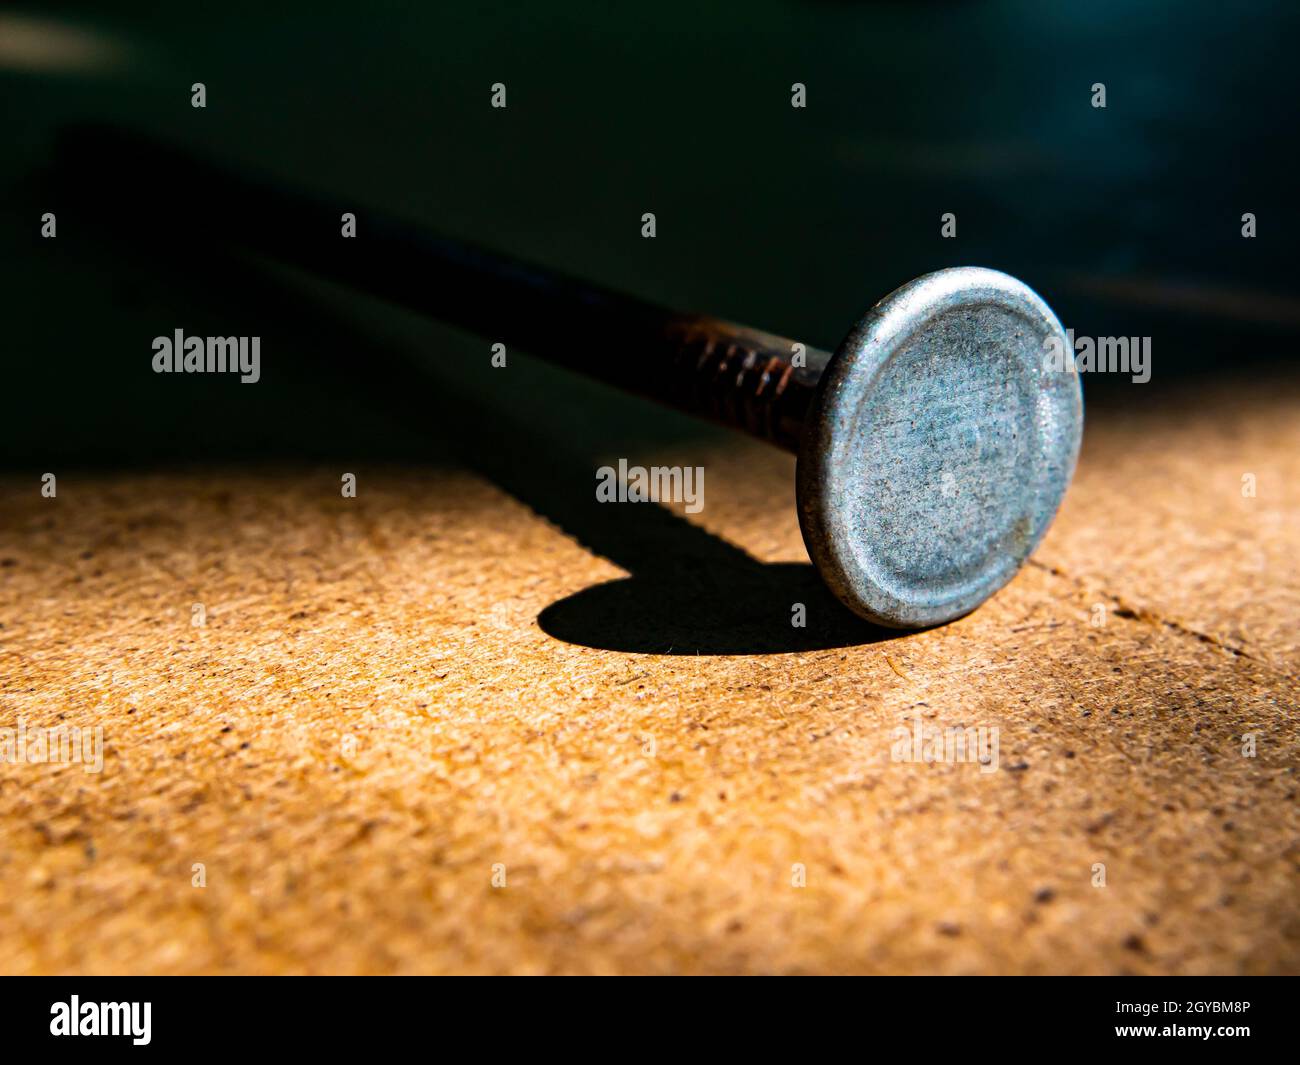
top-left (57, 124), bottom-right (1083, 629)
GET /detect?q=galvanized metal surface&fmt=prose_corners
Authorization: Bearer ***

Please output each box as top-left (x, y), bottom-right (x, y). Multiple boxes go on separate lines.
top-left (798, 268), bottom-right (1083, 627)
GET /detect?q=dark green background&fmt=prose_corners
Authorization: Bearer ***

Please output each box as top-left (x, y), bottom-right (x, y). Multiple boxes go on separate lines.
top-left (3, 0), bottom-right (1298, 468)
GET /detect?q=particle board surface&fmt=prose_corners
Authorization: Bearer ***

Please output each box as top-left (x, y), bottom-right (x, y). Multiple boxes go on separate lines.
top-left (1, 377), bottom-right (1298, 975)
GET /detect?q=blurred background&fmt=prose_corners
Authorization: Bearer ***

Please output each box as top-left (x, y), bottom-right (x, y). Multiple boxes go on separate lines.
top-left (3, 0), bottom-right (1298, 469)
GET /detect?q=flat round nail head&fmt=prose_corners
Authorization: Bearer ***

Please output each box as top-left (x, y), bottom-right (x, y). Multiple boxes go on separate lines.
top-left (797, 267), bottom-right (1083, 629)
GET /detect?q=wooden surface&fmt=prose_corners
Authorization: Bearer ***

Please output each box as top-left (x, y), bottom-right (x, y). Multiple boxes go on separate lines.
top-left (1, 375), bottom-right (1297, 975)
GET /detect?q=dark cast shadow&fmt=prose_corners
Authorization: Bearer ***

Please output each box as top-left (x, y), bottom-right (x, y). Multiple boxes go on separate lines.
top-left (249, 264), bottom-right (899, 652)
top-left (223, 257), bottom-right (898, 653)
top-left (16, 191), bottom-right (899, 656)
top-left (537, 563), bottom-right (892, 655)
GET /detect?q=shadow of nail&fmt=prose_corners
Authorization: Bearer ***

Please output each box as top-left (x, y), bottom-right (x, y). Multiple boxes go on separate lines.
top-left (538, 561), bottom-right (892, 655)
top-left (48, 217), bottom-right (903, 656)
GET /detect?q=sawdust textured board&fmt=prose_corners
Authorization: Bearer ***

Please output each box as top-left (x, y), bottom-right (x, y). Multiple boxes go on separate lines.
top-left (1, 376), bottom-right (1297, 975)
